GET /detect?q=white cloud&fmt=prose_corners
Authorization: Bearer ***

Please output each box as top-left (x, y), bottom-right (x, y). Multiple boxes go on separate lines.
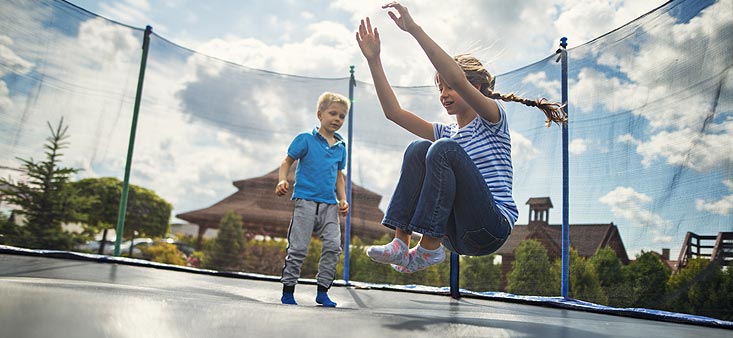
top-left (511, 131), bottom-right (540, 165)
top-left (618, 119), bottom-right (733, 171)
top-left (599, 186), bottom-right (673, 243)
top-left (522, 71), bottom-right (560, 102)
top-left (570, 1), bottom-right (733, 173)
top-left (0, 36), bottom-right (34, 78)
top-left (0, 81), bottom-right (11, 113)
top-left (569, 138), bottom-right (588, 155)
top-left (695, 179), bottom-right (733, 216)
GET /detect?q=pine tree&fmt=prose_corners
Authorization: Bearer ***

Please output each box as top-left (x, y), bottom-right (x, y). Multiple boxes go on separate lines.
top-left (204, 210), bottom-right (245, 271)
top-left (0, 118), bottom-right (86, 249)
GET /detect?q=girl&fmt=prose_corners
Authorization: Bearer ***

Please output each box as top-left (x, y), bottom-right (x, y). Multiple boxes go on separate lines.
top-left (355, 2), bottom-right (565, 273)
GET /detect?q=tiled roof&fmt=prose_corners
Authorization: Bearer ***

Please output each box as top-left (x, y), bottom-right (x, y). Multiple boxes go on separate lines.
top-left (496, 223), bottom-right (630, 263)
top-left (177, 167), bottom-right (387, 242)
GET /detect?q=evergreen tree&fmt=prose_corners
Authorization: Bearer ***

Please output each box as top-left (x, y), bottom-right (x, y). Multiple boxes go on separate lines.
top-left (506, 239), bottom-right (555, 296)
top-left (204, 210), bottom-right (245, 271)
top-left (0, 118), bottom-right (87, 249)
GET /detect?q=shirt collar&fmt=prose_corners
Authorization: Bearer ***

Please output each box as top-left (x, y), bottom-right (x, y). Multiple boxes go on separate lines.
top-left (311, 127), bottom-right (345, 145)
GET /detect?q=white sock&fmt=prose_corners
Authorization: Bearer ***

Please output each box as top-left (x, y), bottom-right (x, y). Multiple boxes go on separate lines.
top-left (392, 245), bottom-right (445, 273)
top-left (365, 238), bottom-right (409, 266)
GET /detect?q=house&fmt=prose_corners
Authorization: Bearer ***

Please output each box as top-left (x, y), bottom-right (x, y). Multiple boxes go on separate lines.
top-left (495, 197), bottom-right (630, 288)
top-left (176, 166), bottom-right (387, 249)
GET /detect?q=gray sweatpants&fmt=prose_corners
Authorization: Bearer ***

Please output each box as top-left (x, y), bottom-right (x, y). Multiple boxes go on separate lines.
top-left (281, 199), bottom-right (342, 289)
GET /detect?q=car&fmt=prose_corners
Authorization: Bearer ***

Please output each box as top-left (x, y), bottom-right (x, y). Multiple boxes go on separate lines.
top-left (74, 240), bottom-right (116, 254)
top-left (116, 238), bottom-right (154, 258)
top-left (159, 238), bottom-right (196, 257)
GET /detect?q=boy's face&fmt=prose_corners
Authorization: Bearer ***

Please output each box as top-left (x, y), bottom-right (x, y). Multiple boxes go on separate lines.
top-left (317, 102), bottom-right (348, 133)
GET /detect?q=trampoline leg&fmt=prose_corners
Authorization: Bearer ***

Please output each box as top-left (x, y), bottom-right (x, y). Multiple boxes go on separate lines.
top-left (449, 252), bottom-right (460, 299)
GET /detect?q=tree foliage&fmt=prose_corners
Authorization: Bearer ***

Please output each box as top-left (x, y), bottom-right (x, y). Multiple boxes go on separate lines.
top-left (73, 177), bottom-right (172, 248)
top-left (623, 251), bottom-right (671, 308)
top-left (506, 239), bottom-right (555, 296)
top-left (588, 247), bottom-right (629, 306)
top-left (204, 210), bottom-right (245, 271)
top-left (666, 259), bottom-right (733, 320)
top-left (460, 254), bottom-right (501, 292)
top-left (0, 118), bottom-right (87, 249)
top-left (555, 248), bottom-right (607, 304)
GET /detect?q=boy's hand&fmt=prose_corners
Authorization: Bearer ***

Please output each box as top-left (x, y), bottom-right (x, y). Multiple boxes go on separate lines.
top-left (339, 200), bottom-right (349, 217)
top-left (275, 180), bottom-right (289, 196)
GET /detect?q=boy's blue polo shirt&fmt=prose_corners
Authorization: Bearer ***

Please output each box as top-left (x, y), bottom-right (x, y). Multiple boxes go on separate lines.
top-left (287, 128), bottom-right (346, 204)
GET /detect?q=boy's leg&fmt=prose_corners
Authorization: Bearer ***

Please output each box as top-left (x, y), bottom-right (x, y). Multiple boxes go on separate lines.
top-left (313, 203), bottom-right (341, 307)
top-left (281, 199), bottom-right (317, 304)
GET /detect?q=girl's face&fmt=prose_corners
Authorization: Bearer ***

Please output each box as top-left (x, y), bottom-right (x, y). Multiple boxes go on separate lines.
top-left (317, 102), bottom-right (347, 133)
top-left (437, 78), bottom-right (468, 116)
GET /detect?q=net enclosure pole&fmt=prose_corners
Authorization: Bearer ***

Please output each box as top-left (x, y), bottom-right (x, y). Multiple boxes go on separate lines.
top-left (555, 36), bottom-right (570, 299)
top-left (449, 252), bottom-right (460, 299)
top-left (343, 66), bottom-right (356, 283)
top-left (114, 25), bottom-right (152, 256)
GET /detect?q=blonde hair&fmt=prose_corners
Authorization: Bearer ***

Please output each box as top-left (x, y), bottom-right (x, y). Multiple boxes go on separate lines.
top-left (317, 92), bottom-right (350, 113)
top-left (438, 54), bottom-right (567, 127)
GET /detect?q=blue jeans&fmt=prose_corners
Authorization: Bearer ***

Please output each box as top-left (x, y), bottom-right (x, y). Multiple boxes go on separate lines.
top-left (382, 139), bottom-right (511, 256)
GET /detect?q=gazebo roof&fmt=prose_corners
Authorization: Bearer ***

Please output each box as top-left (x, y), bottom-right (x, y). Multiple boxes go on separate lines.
top-left (177, 167), bottom-right (387, 243)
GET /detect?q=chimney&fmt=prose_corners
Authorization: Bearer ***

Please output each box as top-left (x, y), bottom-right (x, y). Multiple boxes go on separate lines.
top-left (526, 197), bottom-right (553, 232)
top-left (662, 248), bottom-right (670, 260)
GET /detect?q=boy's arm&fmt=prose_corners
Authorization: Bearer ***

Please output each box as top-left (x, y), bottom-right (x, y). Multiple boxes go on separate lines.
top-left (275, 156), bottom-right (295, 196)
top-left (336, 170), bottom-right (349, 216)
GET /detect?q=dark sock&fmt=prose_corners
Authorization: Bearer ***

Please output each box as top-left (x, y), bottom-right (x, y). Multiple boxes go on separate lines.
top-left (315, 291), bottom-right (336, 307)
top-left (281, 284), bottom-right (297, 305)
top-left (281, 292), bottom-right (297, 305)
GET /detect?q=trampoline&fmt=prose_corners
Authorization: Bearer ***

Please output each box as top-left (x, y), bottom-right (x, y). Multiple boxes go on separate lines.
top-left (1, 248), bottom-right (731, 338)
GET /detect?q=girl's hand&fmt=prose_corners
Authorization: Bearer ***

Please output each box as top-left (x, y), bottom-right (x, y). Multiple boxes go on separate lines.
top-left (275, 180), bottom-right (289, 196)
top-left (339, 200), bottom-right (350, 217)
top-left (382, 2), bottom-right (418, 33)
top-left (356, 17), bottom-right (380, 61)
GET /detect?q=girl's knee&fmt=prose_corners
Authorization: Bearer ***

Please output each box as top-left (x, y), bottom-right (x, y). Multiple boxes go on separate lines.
top-left (426, 138), bottom-right (461, 160)
top-left (430, 138), bottom-right (459, 150)
top-left (404, 140), bottom-right (432, 160)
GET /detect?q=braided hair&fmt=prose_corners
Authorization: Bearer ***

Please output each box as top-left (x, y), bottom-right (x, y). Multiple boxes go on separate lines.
top-left (441, 54), bottom-right (567, 127)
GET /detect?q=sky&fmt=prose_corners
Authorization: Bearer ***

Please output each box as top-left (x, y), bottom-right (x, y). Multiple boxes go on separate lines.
top-left (1, 0), bottom-right (731, 259)
top-left (65, 0), bottom-right (666, 85)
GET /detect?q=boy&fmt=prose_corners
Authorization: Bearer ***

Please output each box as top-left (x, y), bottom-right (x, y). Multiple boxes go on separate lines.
top-left (275, 92), bottom-right (350, 307)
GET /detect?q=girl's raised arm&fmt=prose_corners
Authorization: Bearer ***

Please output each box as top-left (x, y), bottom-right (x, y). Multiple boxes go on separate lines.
top-left (356, 17), bottom-right (435, 140)
top-left (383, 2), bottom-right (500, 123)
